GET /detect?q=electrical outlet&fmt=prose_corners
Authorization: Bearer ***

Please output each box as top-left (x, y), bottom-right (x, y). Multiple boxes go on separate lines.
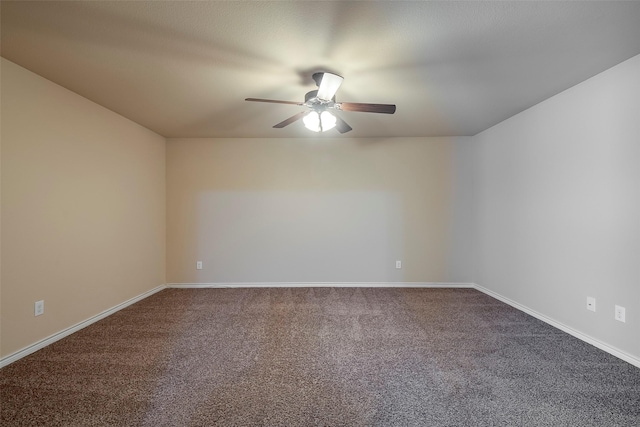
top-left (586, 297), bottom-right (596, 312)
top-left (35, 300), bottom-right (44, 316)
top-left (196, 261), bottom-right (203, 270)
top-left (615, 305), bottom-right (626, 323)
top-left (396, 260), bottom-right (402, 269)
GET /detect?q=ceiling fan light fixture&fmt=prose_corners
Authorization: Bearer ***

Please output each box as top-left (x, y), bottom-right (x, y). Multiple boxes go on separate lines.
top-left (246, 71), bottom-right (395, 133)
top-left (303, 110), bottom-right (337, 132)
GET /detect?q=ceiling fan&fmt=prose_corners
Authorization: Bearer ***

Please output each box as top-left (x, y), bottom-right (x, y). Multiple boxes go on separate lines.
top-left (245, 72), bottom-right (396, 134)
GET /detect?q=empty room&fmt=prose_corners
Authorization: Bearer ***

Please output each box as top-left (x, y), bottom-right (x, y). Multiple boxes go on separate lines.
top-left (1, 1), bottom-right (639, 426)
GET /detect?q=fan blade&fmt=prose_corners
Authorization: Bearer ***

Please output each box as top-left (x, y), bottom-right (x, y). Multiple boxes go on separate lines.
top-left (273, 111), bottom-right (308, 128)
top-left (336, 102), bottom-right (396, 114)
top-left (245, 98), bottom-right (303, 106)
top-left (316, 73), bottom-right (344, 101)
top-left (335, 115), bottom-right (352, 134)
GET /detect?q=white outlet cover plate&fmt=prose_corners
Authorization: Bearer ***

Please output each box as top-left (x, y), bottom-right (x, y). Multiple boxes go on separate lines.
top-left (396, 261), bottom-right (402, 269)
top-left (587, 297), bottom-right (596, 312)
top-left (34, 300), bottom-right (44, 316)
top-left (615, 305), bottom-right (626, 322)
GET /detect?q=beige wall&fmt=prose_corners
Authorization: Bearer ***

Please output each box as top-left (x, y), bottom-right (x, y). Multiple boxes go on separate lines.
top-left (167, 137), bottom-right (466, 284)
top-left (1, 59), bottom-right (166, 358)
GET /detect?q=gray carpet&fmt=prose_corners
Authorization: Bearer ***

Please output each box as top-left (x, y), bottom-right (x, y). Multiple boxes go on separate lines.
top-left (1, 288), bottom-right (639, 426)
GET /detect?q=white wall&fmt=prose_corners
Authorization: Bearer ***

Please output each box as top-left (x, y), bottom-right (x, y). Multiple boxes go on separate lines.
top-left (468, 54), bottom-right (640, 360)
top-left (1, 59), bottom-right (166, 358)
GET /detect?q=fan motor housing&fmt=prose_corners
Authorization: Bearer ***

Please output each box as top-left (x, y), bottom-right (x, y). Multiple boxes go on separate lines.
top-left (305, 90), bottom-right (319, 103)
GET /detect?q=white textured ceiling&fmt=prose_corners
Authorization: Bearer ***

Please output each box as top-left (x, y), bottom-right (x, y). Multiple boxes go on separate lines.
top-left (2, 1), bottom-right (640, 138)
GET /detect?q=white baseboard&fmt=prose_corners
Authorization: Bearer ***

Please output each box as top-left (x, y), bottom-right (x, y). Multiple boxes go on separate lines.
top-left (3, 282), bottom-right (637, 370)
top-left (167, 282), bottom-right (476, 288)
top-left (1, 282), bottom-right (469, 367)
top-left (473, 284), bottom-right (640, 369)
top-left (0, 285), bottom-right (167, 369)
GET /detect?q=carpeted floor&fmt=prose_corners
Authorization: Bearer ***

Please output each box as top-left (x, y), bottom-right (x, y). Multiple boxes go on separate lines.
top-left (1, 288), bottom-right (639, 426)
